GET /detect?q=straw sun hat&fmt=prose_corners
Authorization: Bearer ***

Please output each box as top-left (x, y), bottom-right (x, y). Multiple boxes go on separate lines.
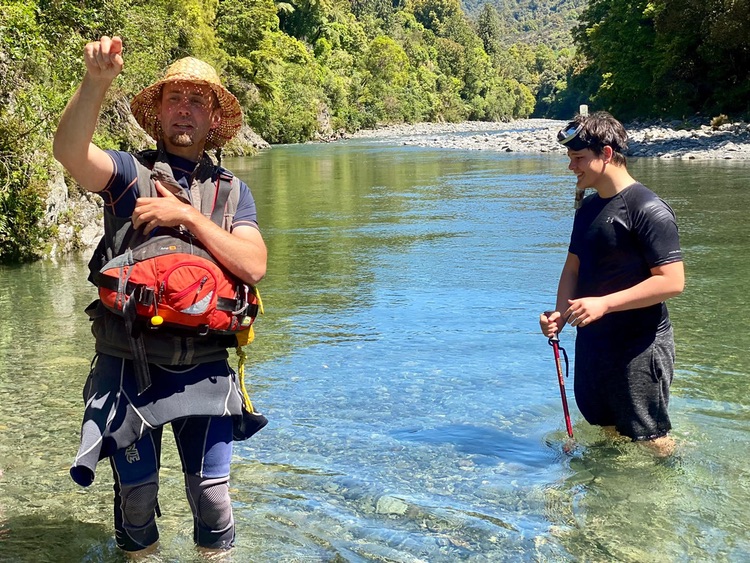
top-left (130, 57), bottom-right (243, 150)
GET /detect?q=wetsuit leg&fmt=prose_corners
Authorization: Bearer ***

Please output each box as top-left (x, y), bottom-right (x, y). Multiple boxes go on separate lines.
top-left (173, 416), bottom-right (234, 549)
top-left (110, 427), bottom-right (163, 552)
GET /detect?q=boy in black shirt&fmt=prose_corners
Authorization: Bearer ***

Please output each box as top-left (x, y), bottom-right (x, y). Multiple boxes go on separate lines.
top-left (540, 111), bottom-right (684, 455)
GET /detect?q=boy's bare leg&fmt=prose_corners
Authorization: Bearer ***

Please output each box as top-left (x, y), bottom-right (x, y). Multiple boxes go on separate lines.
top-left (124, 542), bottom-right (159, 559)
top-left (601, 426), bottom-right (675, 457)
top-left (641, 435), bottom-right (676, 457)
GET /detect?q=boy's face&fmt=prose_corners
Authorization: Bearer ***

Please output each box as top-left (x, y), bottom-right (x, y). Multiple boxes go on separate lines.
top-left (566, 148), bottom-right (607, 190)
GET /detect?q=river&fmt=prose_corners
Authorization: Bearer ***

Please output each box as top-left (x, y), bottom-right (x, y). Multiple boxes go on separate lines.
top-left (0, 136), bottom-right (749, 561)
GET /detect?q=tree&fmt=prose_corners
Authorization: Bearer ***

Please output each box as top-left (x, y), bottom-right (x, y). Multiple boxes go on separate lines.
top-left (407, 0), bottom-right (462, 35)
top-left (572, 0), bottom-right (750, 118)
top-left (573, 0), bottom-right (660, 116)
top-left (476, 3), bottom-right (503, 56)
top-left (359, 35), bottom-right (412, 122)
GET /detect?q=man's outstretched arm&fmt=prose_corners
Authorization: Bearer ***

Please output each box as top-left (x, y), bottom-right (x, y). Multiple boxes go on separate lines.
top-left (53, 36), bottom-right (123, 192)
top-left (540, 252), bottom-right (579, 337)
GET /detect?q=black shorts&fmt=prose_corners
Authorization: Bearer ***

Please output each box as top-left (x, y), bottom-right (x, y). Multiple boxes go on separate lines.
top-left (574, 327), bottom-right (674, 441)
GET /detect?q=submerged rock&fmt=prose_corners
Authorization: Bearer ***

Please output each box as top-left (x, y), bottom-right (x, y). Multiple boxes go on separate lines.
top-left (375, 494), bottom-right (410, 516)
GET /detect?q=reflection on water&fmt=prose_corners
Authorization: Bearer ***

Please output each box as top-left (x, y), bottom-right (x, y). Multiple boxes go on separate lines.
top-left (1, 143), bottom-right (749, 561)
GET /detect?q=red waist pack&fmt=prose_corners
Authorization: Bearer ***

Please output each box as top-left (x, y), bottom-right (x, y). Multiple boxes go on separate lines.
top-left (95, 232), bottom-right (258, 336)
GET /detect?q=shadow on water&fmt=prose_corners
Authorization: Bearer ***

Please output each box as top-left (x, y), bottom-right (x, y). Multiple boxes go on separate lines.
top-left (0, 515), bottom-right (120, 563)
top-left (1, 147), bottom-right (749, 561)
top-left (392, 423), bottom-right (557, 468)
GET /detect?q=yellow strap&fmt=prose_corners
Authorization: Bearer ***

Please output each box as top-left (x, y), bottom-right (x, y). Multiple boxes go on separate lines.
top-left (253, 285), bottom-right (264, 315)
top-left (236, 286), bottom-right (263, 412)
top-left (236, 326), bottom-right (255, 346)
top-left (236, 345), bottom-right (257, 413)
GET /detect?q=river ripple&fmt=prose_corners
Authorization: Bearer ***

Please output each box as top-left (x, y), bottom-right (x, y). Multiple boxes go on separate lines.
top-left (0, 141), bottom-right (749, 561)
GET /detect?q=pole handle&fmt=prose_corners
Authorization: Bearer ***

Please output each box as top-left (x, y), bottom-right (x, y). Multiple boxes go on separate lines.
top-left (544, 309), bottom-right (560, 344)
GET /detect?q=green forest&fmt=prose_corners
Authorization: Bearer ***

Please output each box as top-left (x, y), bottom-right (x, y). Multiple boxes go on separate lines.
top-left (1, 0), bottom-right (748, 262)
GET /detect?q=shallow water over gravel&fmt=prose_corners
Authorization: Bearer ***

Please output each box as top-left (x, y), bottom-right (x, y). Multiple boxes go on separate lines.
top-left (1, 140), bottom-right (749, 562)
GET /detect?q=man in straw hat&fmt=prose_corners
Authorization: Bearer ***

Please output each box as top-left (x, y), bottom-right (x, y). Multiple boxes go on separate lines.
top-left (54, 36), bottom-right (267, 553)
top-left (539, 111), bottom-right (684, 456)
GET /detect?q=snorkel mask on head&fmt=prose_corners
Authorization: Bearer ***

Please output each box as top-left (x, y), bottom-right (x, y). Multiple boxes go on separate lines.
top-left (557, 121), bottom-right (590, 210)
top-left (557, 122), bottom-right (591, 151)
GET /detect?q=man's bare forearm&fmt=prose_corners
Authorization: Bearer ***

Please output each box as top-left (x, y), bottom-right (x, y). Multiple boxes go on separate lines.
top-left (183, 209), bottom-right (267, 285)
top-left (53, 75), bottom-right (116, 192)
top-left (555, 254), bottom-right (579, 322)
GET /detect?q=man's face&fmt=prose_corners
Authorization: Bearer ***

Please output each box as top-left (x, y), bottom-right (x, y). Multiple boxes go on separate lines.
top-left (158, 81), bottom-right (221, 149)
top-left (567, 148), bottom-right (606, 190)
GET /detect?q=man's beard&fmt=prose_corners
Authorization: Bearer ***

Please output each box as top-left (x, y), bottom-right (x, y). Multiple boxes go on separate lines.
top-left (168, 132), bottom-right (195, 147)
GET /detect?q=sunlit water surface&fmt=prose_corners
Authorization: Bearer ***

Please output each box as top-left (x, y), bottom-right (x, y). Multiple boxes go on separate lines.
top-left (1, 138), bottom-right (749, 562)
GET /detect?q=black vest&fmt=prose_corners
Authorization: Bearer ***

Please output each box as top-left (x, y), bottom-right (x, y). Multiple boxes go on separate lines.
top-left (86, 148), bottom-right (243, 365)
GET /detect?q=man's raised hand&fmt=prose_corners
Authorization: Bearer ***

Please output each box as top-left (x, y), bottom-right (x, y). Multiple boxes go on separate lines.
top-left (83, 35), bottom-right (124, 81)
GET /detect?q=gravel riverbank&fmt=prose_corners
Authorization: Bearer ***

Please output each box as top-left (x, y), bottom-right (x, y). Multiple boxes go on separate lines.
top-left (348, 118), bottom-right (750, 160)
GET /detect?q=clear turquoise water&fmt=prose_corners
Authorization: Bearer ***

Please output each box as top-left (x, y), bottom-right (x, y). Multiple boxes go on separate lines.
top-left (0, 140), bottom-right (748, 562)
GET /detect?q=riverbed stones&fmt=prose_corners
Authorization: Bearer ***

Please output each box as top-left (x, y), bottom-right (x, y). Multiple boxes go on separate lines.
top-left (351, 118), bottom-right (750, 161)
top-left (375, 494), bottom-right (410, 516)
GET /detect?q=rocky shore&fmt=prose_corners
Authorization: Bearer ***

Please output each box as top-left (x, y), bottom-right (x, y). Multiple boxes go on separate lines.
top-left (349, 118), bottom-right (750, 160)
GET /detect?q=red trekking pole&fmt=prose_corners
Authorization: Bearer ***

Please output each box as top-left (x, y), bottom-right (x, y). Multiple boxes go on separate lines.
top-left (548, 334), bottom-right (574, 438)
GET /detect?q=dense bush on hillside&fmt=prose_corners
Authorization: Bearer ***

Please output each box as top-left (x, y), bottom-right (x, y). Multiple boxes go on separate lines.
top-left (573, 0), bottom-right (750, 119)
top-left (0, 0), bottom-right (556, 262)
top-left (463, 0), bottom-right (587, 50)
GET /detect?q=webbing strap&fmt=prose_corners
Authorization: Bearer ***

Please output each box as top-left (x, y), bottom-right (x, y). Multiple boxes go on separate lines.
top-left (210, 171), bottom-right (234, 226)
top-left (96, 271), bottom-right (255, 316)
top-left (235, 346), bottom-right (255, 413)
top-left (122, 289), bottom-right (152, 395)
top-left (548, 339), bottom-right (570, 379)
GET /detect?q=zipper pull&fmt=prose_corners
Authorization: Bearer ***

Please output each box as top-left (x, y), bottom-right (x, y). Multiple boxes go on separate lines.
top-left (195, 276), bottom-right (208, 298)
